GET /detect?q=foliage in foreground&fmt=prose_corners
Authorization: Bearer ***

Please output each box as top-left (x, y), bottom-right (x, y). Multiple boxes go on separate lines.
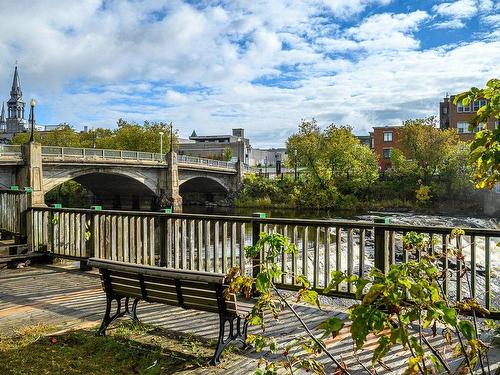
top-left (454, 78), bottom-right (500, 190)
top-left (227, 231), bottom-right (498, 374)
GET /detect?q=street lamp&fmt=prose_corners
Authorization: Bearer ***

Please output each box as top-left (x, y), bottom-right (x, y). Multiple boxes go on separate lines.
top-left (237, 137), bottom-right (242, 163)
top-left (294, 149), bottom-right (298, 181)
top-left (29, 98), bottom-right (36, 142)
top-left (169, 123), bottom-right (174, 153)
top-left (159, 131), bottom-right (164, 158)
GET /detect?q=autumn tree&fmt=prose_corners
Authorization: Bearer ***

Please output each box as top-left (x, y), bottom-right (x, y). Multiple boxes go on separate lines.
top-left (454, 78), bottom-right (500, 189)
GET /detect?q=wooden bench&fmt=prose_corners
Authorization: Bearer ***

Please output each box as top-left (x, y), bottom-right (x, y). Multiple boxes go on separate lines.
top-left (87, 258), bottom-right (250, 365)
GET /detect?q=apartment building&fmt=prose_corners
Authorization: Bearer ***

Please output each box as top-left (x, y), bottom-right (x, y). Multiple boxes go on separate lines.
top-left (440, 95), bottom-right (497, 141)
top-left (371, 126), bottom-right (401, 171)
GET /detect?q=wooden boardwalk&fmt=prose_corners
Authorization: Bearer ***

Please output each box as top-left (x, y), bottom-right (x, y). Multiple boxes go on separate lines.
top-left (1, 262), bottom-right (498, 374)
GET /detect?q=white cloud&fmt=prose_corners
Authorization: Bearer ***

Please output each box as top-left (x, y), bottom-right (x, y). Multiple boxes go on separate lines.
top-left (0, 0), bottom-right (498, 147)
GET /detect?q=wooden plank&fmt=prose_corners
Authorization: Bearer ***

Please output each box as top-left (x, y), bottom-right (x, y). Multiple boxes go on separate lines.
top-left (111, 215), bottom-right (117, 261)
top-left (174, 218), bottom-right (180, 268)
top-left (117, 216), bottom-right (123, 262)
top-left (442, 234), bottom-right (449, 297)
top-left (123, 216), bottom-right (129, 263)
top-left (314, 227), bottom-right (320, 288)
top-left (302, 226), bottom-right (308, 280)
top-left (335, 227), bottom-right (341, 291)
top-left (470, 235), bottom-right (476, 298)
top-left (239, 222), bottom-right (245, 274)
top-left (222, 222), bottom-right (228, 273)
top-left (180, 219), bottom-right (187, 269)
top-left (292, 225), bottom-right (298, 285)
top-left (359, 229), bottom-right (365, 277)
top-left (142, 216), bottom-right (148, 265)
top-left (166, 217), bottom-right (172, 268)
top-left (325, 226), bottom-right (330, 285)
top-left (149, 217), bottom-right (155, 266)
top-left (136, 216), bottom-right (142, 264)
top-left (204, 221), bottom-right (211, 272)
top-left (456, 236), bottom-right (462, 302)
top-left (129, 216), bottom-right (136, 264)
top-left (189, 220), bottom-right (195, 270)
top-left (197, 220), bottom-right (203, 271)
top-left (281, 225), bottom-right (288, 284)
top-left (485, 237), bottom-right (491, 310)
top-left (214, 221), bottom-right (220, 273)
top-left (231, 222), bottom-right (237, 268)
top-left (347, 228), bottom-right (353, 293)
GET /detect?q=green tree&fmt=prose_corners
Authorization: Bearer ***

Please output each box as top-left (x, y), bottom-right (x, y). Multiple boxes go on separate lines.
top-left (454, 78), bottom-right (500, 189)
top-left (395, 117), bottom-right (460, 185)
top-left (223, 147), bottom-right (233, 161)
top-left (11, 124), bottom-right (81, 147)
top-left (286, 119), bottom-right (378, 207)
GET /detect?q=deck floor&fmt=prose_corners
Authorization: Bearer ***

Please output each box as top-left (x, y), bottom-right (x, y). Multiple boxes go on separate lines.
top-left (1, 262), bottom-right (498, 374)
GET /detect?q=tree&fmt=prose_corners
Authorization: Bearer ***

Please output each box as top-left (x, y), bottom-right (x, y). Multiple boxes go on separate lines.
top-left (454, 78), bottom-right (500, 189)
top-left (223, 147), bottom-right (233, 161)
top-left (286, 119), bottom-right (379, 207)
top-left (395, 117), bottom-right (460, 185)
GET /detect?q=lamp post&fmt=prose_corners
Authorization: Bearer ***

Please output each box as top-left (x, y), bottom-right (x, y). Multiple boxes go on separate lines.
top-left (237, 137), bottom-right (242, 163)
top-left (159, 131), bottom-right (164, 158)
top-left (294, 149), bottom-right (298, 181)
top-left (29, 98), bottom-right (36, 142)
top-left (169, 123), bottom-right (174, 153)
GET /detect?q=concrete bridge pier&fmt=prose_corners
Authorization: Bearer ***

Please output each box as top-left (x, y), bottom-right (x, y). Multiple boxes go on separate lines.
top-left (164, 151), bottom-right (183, 212)
top-left (18, 142), bottom-right (45, 207)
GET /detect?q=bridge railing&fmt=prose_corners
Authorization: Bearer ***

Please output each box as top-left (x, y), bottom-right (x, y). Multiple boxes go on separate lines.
top-left (177, 155), bottom-right (236, 169)
top-left (41, 146), bottom-right (164, 162)
top-left (29, 206), bottom-right (500, 317)
top-left (0, 144), bottom-right (23, 160)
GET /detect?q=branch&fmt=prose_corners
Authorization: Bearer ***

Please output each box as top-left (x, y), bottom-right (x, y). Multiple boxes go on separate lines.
top-left (272, 286), bottom-right (351, 375)
top-left (422, 336), bottom-right (452, 374)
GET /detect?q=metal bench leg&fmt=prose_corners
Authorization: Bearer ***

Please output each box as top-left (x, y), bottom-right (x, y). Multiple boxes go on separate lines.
top-left (125, 297), bottom-right (140, 323)
top-left (210, 314), bottom-right (249, 365)
top-left (210, 314), bottom-right (227, 365)
top-left (97, 296), bottom-right (125, 336)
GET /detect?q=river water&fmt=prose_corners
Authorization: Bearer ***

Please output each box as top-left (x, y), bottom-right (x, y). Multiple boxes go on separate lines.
top-left (183, 205), bottom-right (499, 229)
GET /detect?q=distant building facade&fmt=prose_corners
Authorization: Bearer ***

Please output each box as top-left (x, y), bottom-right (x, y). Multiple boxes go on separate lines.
top-left (440, 95), bottom-right (497, 141)
top-left (371, 126), bottom-right (401, 171)
top-left (0, 66), bottom-right (29, 137)
top-left (178, 128), bottom-right (284, 167)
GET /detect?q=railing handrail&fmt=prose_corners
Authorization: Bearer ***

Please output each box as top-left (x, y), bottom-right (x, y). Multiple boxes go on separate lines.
top-left (29, 206), bottom-right (500, 236)
top-left (38, 146), bottom-right (238, 170)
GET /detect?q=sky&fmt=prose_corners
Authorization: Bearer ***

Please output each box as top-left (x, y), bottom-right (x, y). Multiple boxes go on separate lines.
top-left (0, 0), bottom-right (498, 148)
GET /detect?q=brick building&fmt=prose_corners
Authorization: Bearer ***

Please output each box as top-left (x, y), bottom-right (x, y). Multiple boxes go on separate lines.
top-left (371, 126), bottom-right (401, 171)
top-left (439, 95), bottom-right (497, 141)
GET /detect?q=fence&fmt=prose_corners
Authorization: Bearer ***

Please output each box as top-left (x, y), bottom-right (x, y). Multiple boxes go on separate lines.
top-left (0, 190), bottom-right (28, 237)
top-left (29, 206), bottom-right (500, 317)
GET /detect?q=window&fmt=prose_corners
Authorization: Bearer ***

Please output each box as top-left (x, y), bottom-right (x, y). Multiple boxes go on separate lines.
top-left (383, 148), bottom-right (391, 159)
top-left (457, 122), bottom-right (470, 134)
top-left (383, 131), bottom-right (393, 142)
top-left (473, 100), bottom-right (487, 111)
top-left (457, 102), bottom-right (470, 113)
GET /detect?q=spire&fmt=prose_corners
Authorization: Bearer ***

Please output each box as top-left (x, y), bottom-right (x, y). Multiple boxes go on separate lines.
top-left (10, 65), bottom-right (22, 99)
top-left (190, 130), bottom-right (197, 138)
top-left (0, 103), bottom-right (5, 123)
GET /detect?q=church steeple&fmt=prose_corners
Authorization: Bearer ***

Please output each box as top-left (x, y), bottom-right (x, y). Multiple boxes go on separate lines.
top-left (0, 102), bottom-right (6, 132)
top-left (10, 65), bottom-right (22, 99)
top-left (6, 65), bottom-right (27, 133)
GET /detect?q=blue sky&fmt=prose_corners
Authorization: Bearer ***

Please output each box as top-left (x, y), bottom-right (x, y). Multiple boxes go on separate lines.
top-left (0, 0), bottom-right (498, 147)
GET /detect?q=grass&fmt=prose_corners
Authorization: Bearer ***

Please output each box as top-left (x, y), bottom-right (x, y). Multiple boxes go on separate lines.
top-left (0, 321), bottom-right (241, 374)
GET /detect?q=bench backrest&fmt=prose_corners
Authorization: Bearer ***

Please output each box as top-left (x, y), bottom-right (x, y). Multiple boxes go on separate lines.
top-left (88, 258), bottom-right (239, 315)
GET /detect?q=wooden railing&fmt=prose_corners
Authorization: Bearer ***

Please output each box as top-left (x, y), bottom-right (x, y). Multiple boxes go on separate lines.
top-left (29, 207), bottom-right (500, 317)
top-left (0, 191), bottom-right (28, 237)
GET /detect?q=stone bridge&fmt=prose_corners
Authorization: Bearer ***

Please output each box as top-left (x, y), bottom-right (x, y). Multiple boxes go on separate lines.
top-left (0, 144), bottom-right (246, 211)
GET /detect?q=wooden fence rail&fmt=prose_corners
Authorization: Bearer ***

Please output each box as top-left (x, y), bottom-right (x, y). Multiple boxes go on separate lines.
top-left (28, 206), bottom-right (500, 317)
top-left (0, 191), bottom-right (28, 238)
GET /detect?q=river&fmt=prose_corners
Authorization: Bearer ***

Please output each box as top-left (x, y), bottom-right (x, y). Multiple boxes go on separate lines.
top-left (183, 205), bottom-right (499, 229)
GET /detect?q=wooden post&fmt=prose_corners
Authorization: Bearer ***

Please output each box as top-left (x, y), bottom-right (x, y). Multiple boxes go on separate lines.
top-left (374, 217), bottom-right (390, 274)
top-left (80, 212), bottom-right (95, 271)
top-left (251, 213), bottom-right (265, 279)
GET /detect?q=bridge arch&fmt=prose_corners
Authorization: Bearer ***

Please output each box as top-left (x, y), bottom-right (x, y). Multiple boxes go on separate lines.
top-left (179, 176), bottom-right (230, 204)
top-left (43, 167), bottom-right (159, 210)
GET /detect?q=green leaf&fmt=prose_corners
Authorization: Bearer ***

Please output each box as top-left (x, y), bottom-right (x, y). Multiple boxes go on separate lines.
top-left (441, 306), bottom-right (457, 326)
top-left (373, 336), bottom-right (392, 363)
top-left (317, 317), bottom-right (344, 339)
top-left (458, 320), bottom-right (476, 341)
top-left (255, 272), bottom-right (270, 293)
